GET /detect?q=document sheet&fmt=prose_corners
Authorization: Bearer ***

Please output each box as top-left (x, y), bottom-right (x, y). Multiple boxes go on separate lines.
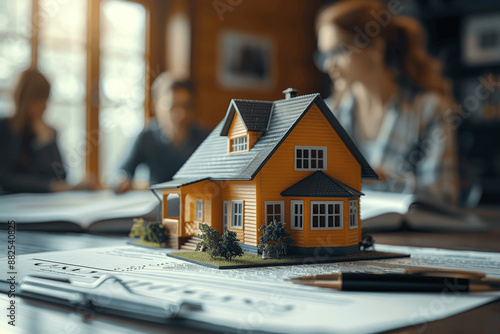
top-left (1, 244), bottom-right (500, 334)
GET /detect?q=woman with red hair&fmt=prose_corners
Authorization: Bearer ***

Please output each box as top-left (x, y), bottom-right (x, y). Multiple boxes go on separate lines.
top-left (316, 0), bottom-right (458, 204)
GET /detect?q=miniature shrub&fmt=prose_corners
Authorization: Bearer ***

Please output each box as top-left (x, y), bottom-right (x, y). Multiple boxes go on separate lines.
top-left (360, 231), bottom-right (375, 251)
top-left (196, 224), bottom-right (243, 261)
top-left (195, 223), bottom-right (222, 253)
top-left (129, 218), bottom-right (145, 238)
top-left (212, 230), bottom-right (244, 261)
top-left (143, 221), bottom-right (167, 245)
top-left (258, 220), bottom-right (295, 259)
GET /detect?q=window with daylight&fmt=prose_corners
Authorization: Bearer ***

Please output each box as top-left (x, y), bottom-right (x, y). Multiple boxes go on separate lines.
top-left (99, 0), bottom-right (147, 182)
top-left (311, 201), bottom-right (343, 230)
top-left (196, 199), bottom-right (203, 220)
top-left (291, 200), bottom-right (303, 230)
top-left (0, 0), bottom-right (33, 118)
top-left (349, 200), bottom-right (358, 228)
top-left (295, 146), bottom-right (327, 171)
top-left (0, 0), bottom-right (153, 184)
top-left (230, 136), bottom-right (248, 153)
top-left (231, 200), bottom-right (243, 228)
top-left (265, 201), bottom-right (284, 224)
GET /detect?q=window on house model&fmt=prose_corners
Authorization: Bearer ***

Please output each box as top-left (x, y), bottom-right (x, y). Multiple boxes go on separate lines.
top-left (291, 200), bottom-right (303, 230)
top-left (231, 200), bottom-right (243, 228)
top-left (311, 201), bottom-right (342, 230)
top-left (265, 201), bottom-right (284, 224)
top-left (230, 136), bottom-right (248, 153)
top-left (196, 199), bottom-right (203, 220)
top-left (295, 147), bottom-right (327, 171)
top-left (349, 200), bottom-right (358, 228)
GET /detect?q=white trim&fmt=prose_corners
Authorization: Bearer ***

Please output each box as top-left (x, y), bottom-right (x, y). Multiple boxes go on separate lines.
top-left (229, 135), bottom-right (249, 153)
top-left (294, 146), bottom-right (327, 171)
top-left (264, 201), bottom-right (284, 224)
top-left (310, 201), bottom-right (343, 230)
top-left (231, 200), bottom-right (244, 229)
top-left (223, 200), bottom-right (230, 233)
top-left (195, 199), bottom-right (203, 220)
top-left (290, 200), bottom-right (304, 230)
top-left (349, 200), bottom-right (358, 229)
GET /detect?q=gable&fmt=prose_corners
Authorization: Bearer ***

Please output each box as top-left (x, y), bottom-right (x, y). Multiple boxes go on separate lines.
top-left (259, 103), bottom-right (362, 190)
top-left (227, 112), bottom-right (247, 139)
top-left (220, 100), bottom-right (273, 136)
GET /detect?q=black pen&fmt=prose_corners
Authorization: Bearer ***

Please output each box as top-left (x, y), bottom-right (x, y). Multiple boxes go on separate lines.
top-left (289, 272), bottom-right (500, 292)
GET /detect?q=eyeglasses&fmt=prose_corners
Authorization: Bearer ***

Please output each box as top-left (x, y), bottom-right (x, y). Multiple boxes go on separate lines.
top-left (314, 47), bottom-right (346, 73)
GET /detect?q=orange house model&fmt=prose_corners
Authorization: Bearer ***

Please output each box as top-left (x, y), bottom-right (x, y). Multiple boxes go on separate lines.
top-left (150, 89), bottom-right (378, 255)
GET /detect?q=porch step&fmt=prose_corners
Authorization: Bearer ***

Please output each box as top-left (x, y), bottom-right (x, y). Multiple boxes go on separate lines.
top-left (180, 237), bottom-right (202, 251)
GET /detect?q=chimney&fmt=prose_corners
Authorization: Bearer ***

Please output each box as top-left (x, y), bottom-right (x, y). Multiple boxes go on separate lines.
top-left (283, 88), bottom-right (298, 99)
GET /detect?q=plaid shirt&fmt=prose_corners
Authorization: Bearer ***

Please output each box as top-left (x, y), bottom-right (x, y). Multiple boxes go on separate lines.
top-left (328, 91), bottom-right (459, 204)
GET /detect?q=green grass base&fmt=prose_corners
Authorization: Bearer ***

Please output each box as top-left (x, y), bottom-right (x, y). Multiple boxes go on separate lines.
top-left (168, 250), bottom-right (409, 269)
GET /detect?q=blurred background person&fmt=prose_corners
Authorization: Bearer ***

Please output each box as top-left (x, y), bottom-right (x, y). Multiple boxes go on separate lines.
top-left (0, 68), bottom-right (98, 194)
top-left (315, 0), bottom-right (459, 204)
top-left (115, 73), bottom-right (209, 193)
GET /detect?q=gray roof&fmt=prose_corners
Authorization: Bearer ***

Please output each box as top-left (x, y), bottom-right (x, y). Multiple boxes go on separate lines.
top-left (164, 94), bottom-right (377, 186)
top-left (220, 100), bottom-right (273, 135)
top-left (149, 177), bottom-right (209, 190)
top-left (281, 171), bottom-right (363, 198)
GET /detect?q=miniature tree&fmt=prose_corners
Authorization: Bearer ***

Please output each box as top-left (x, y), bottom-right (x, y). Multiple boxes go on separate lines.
top-left (195, 223), bottom-right (222, 254)
top-left (143, 221), bottom-right (168, 246)
top-left (360, 230), bottom-right (375, 251)
top-left (258, 220), bottom-right (295, 259)
top-left (129, 218), bottom-right (145, 238)
top-left (212, 230), bottom-right (243, 261)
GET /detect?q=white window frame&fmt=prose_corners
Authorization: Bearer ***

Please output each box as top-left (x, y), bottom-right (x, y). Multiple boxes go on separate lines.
top-left (231, 200), bottom-right (244, 229)
top-left (230, 136), bottom-right (248, 153)
top-left (310, 201), bottom-right (343, 230)
top-left (223, 200), bottom-right (229, 233)
top-left (195, 199), bottom-right (203, 220)
top-left (265, 201), bottom-right (284, 224)
top-left (349, 200), bottom-right (358, 229)
top-left (290, 200), bottom-right (304, 230)
top-left (295, 146), bottom-right (327, 171)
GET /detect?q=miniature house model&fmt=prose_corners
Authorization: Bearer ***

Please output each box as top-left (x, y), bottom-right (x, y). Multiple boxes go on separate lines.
top-left (150, 89), bottom-right (378, 255)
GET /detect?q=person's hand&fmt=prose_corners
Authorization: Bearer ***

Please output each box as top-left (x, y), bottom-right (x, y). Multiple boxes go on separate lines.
top-left (32, 119), bottom-right (55, 146)
top-left (50, 174), bottom-right (101, 192)
top-left (115, 177), bottom-right (133, 194)
top-left (74, 174), bottom-right (101, 191)
top-left (50, 180), bottom-right (72, 192)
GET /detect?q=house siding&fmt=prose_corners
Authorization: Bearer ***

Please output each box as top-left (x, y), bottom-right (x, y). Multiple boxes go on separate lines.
top-left (227, 113), bottom-right (247, 140)
top-left (258, 103), bottom-right (362, 248)
top-left (222, 181), bottom-right (257, 246)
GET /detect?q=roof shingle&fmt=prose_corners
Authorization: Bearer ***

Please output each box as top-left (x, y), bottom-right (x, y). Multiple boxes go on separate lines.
top-left (167, 94), bottom-right (378, 185)
top-left (220, 100), bottom-right (273, 135)
top-left (281, 171), bottom-right (363, 197)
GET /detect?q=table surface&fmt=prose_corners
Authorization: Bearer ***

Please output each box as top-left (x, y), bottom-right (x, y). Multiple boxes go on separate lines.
top-left (1, 207), bottom-right (500, 334)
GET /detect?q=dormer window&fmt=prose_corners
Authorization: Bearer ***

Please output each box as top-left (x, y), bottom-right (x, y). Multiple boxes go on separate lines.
top-left (230, 136), bottom-right (248, 153)
top-left (295, 146), bottom-right (327, 171)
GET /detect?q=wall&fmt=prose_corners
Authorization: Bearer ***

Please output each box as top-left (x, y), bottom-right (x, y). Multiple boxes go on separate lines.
top-left (188, 0), bottom-right (324, 128)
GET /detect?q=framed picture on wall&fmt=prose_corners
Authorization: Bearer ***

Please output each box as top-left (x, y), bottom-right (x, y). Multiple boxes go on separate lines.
top-left (463, 13), bottom-right (500, 66)
top-left (218, 30), bottom-right (275, 90)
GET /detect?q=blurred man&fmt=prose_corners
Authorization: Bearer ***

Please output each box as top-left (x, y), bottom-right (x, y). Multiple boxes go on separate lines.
top-left (115, 74), bottom-right (209, 193)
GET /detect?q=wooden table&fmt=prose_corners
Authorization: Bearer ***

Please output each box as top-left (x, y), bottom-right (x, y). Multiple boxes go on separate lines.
top-left (1, 207), bottom-right (499, 334)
